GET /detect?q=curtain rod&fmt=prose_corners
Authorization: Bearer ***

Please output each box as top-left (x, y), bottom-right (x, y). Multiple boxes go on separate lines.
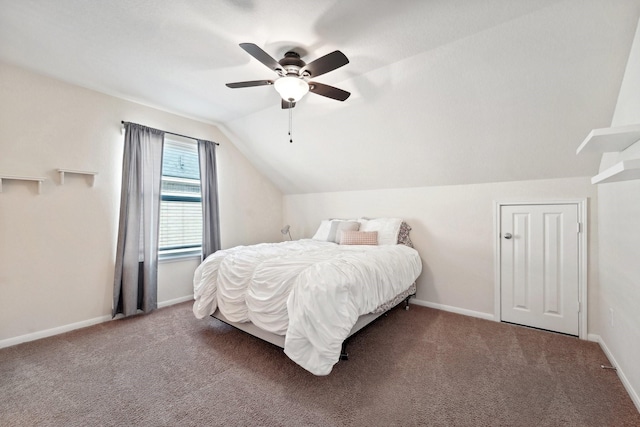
top-left (121, 121), bottom-right (219, 146)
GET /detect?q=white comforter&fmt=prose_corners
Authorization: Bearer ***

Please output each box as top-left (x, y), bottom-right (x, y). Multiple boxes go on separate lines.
top-left (192, 239), bottom-right (422, 375)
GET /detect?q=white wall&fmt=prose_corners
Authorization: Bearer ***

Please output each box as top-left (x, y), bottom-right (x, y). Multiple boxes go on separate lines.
top-left (0, 62), bottom-right (283, 344)
top-left (594, 17), bottom-right (640, 410)
top-left (284, 177), bottom-right (597, 324)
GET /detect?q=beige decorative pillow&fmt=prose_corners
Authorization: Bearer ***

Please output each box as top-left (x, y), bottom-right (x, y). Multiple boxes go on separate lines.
top-left (328, 220), bottom-right (360, 243)
top-left (340, 230), bottom-right (378, 245)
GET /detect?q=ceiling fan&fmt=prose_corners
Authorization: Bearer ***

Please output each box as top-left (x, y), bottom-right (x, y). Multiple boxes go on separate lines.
top-left (226, 43), bottom-right (350, 109)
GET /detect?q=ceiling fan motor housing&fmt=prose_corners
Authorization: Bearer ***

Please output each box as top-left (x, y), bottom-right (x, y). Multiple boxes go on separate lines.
top-left (278, 51), bottom-right (306, 77)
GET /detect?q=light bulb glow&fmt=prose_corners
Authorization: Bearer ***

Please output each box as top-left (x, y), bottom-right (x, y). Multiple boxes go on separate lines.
top-left (274, 76), bottom-right (309, 102)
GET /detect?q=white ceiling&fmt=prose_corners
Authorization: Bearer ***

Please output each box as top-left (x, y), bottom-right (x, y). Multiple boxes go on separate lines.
top-left (1, 0), bottom-right (639, 194)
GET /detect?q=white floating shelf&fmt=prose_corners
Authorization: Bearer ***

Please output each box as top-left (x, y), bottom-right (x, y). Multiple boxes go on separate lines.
top-left (0, 175), bottom-right (47, 194)
top-left (591, 159), bottom-right (640, 184)
top-left (576, 123), bottom-right (640, 155)
top-left (57, 169), bottom-right (97, 186)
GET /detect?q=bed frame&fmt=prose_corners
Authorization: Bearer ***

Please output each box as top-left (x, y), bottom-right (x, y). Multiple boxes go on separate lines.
top-left (211, 292), bottom-right (414, 361)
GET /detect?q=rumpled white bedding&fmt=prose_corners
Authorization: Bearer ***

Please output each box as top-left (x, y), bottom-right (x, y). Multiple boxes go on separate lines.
top-left (192, 239), bottom-right (422, 375)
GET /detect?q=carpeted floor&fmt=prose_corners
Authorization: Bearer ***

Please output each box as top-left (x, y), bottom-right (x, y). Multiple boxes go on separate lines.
top-left (1, 302), bottom-right (638, 426)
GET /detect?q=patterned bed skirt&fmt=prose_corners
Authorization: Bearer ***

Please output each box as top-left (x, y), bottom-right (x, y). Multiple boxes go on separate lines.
top-left (371, 282), bottom-right (416, 314)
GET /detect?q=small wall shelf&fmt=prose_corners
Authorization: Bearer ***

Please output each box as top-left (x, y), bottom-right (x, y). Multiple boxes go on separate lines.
top-left (0, 175), bottom-right (47, 194)
top-left (591, 159), bottom-right (640, 184)
top-left (576, 124), bottom-right (640, 155)
top-left (57, 169), bottom-right (97, 186)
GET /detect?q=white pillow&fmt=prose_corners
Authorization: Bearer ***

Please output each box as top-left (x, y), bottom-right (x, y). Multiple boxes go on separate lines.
top-left (359, 218), bottom-right (403, 245)
top-left (311, 220), bottom-right (332, 241)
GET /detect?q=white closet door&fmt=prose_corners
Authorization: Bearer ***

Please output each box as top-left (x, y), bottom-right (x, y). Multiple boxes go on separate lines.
top-left (500, 204), bottom-right (579, 335)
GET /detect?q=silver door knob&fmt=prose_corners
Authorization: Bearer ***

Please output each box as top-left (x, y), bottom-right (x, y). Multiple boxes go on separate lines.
top-left (504, 233), bottom-right (513, 239)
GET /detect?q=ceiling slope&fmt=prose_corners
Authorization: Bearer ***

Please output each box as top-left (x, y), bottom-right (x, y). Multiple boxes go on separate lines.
top-left (1, 0), bottom-right (639, 194)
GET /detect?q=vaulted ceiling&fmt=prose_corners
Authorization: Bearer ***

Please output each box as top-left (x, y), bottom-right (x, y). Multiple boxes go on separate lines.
top-left (1, 0), bottom-right (639, 194)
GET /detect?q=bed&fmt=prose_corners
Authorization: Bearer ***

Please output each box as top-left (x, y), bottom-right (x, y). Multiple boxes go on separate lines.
top-left (192, 217), bottom-right (422, 375)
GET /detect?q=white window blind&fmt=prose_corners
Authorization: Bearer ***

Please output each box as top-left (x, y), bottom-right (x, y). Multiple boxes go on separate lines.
top-left (159, 139), bottom-right (202, 257)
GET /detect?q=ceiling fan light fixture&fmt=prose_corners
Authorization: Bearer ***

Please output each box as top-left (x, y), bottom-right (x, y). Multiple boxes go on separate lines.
top-left (274, 76), bottom-right (309, 102)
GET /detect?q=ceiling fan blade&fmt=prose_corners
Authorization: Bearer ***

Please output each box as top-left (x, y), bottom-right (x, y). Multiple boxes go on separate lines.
top-left (301, 50), bottom-right (349, 78)
top-left (281, 99), bottom-right (296, 109)
top-left (309, 82), bottom-right (351, 101)
top-left (226, 80), bottom-right (273, 88)
top-left (239, 43), bottom-right (282, 72)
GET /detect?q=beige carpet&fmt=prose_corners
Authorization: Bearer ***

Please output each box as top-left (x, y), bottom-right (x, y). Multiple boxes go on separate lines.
top-left (1, 302), bottom-right (638, 426)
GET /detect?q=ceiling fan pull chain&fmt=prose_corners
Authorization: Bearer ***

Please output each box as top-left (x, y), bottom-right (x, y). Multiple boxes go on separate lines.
top-left (288, 100), bottom-right (293, 143)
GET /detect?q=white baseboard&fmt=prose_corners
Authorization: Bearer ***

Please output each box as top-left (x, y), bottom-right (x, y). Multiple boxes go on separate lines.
top-left (158, 294), bottom-right (194, 308)
top-left (587, 333), bottom-right (601, 342)
top-left (0, 295), bottom-right (194, 350)
top-left (0, 314), bottom-right (112, 350)
top-left (410, 298), bottom-right (495, 321)
top-left (589, 333), bottom-right (640, 413)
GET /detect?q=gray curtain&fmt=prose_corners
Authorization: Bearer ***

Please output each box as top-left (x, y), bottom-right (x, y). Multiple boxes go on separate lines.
top-left (113, 123), bottom-right (165, 317)
top-left (198, 139), bottom-right (221, 260)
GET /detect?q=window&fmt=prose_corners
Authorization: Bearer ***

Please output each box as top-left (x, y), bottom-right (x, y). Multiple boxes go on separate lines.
top-left (159, 139), bottom-right (202, 258)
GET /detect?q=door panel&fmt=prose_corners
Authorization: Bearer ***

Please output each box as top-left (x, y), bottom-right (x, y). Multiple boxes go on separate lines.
top-left (512, 213), bottom-right (530, 310)
top-left (543, 212), bottom-right (561, 315)
top-left (500, 204), bottom-right (579, 335)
